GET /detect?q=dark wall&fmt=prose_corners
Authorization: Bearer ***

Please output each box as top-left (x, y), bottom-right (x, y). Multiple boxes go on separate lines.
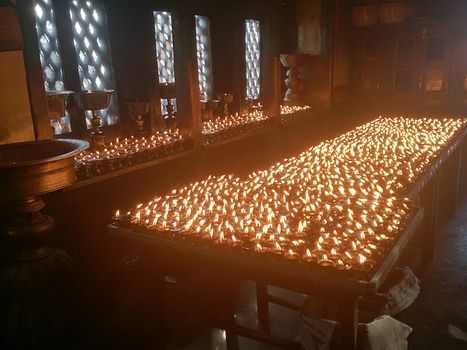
top-left (417, 0), bottom-right (467, 19)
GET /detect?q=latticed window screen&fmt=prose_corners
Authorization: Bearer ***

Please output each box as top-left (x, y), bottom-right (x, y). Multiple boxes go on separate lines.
top-left (70, 0), bottom-right (118, 128)
top-left (154, 11), bottom-right (176, 115)
top-left (245, 19), bottom-right (261, 100)
top-left (195, 15), bottom-right (213, 100)
top-left (34, 0), bottom-right (71, 134)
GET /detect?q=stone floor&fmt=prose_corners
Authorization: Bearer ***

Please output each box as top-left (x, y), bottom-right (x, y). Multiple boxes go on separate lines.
top-left (168, 199), bottom-right (467, 350)
top-left (398, 199), bottom-right (467, 350)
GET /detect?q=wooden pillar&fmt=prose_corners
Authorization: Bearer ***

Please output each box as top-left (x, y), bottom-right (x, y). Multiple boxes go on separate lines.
top-left (16, 0), bottom-right (52, 140)
top-left (211, 3), bottom-right (242, 113)
top-left (261, 1), bottom-right (281, 122)
top-left (338, 296), bottom-right (359, 350)
top-left (52, 0), bottom-right (86, 136)
top-left (454, 143), bottom-right (463, 208)
top-left (420, 175), bottom-right (440, 271)
top-left (256, 281), bottom-right (271, 333)
top-left (172, 7), bottom-right (201, 148)
top-left (104, 0), bottom-right (162, 134)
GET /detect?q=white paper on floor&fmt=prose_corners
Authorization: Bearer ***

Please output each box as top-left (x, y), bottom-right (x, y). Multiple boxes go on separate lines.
top-left (297, 296), bottom-right (337, 350)
top-left (448, 324), bottom-right (467, 342)
top-left (361, 315), bottom-right (412, 350)
top-left (298, 293), bottom-right (414, 350)
top-left (298, 314), bottom-right (337, 350)
top-left (384, 267), bottom-right (420, 316)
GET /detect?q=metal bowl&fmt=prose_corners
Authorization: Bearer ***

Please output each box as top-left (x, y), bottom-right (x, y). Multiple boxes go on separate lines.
top-left (159, 83), bottom-right (176, 100)
top-left (280, 53), bottom-right (308, 68)
top-left (73, 90), bottom-right (114, 111)
top-left (0, 139), bottom-right (89, 199)
top-left (217, 93), bottom-right (234, 104)
top-left (46, 90), bottom-right (74, 118)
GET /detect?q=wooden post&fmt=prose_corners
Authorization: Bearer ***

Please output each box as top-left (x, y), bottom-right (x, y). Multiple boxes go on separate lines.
top-left (420, 175), bottom-right (440, 271)
top-left (172, 7), bottom-right (201, 149)
top-left (260, 2), bottom-right (281, 123)
top-left (339, 296), bottom-right (359, 350)
top-left (454, 143), bottom-right (463, 208)
top-left (52, 0), bottom-right (86, 136)
top-left (104, 0), bottom-right (162, 134)
top-left (256, 281), bottom-right (271, 333)
top-left (271, 57), bottom-right (281, 126)
top-left (16, 0), bottom-right (52, 140)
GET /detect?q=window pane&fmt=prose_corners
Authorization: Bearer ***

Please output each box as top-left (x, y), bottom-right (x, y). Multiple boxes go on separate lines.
top-left (34, 0), bottom-right (71, 134)
top-left (69, 0), bottom-right (118, 129)
top-left (154, 11), bottom-right (176, 116)
top-left (245, 19), bottom-right (260, 100)
top-left (195, 15), bottom-right (213, 100)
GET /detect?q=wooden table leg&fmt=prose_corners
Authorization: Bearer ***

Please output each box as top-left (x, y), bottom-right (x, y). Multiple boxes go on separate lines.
top-left (219, 279), bottom-right (239, 350)
top-left (454, 144), bottom-right (463, 209)
top-left (256, 281), bottom-right (271, 333)
top-left (339, 296), bottom-right (359, 350)
top-left (422, 176), bottom-right (440, 270)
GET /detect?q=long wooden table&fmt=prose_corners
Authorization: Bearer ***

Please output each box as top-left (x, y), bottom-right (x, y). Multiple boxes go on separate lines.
top-left (107, 122), bottom-right (466, 349)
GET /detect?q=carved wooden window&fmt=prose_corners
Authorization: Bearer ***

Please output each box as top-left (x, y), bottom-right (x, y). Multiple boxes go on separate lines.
top-left (195, 15), bottom-right (213, 100)
top-left (70, 0), bottom-right (118, 128)
top-left (245, 19), bottom-right (261, 100)
top-left (154, 11), bottom-right (176, 116)
top-left (34, 0), bottom-right (71, 134)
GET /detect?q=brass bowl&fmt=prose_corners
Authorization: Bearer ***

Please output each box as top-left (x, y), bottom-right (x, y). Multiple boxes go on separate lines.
top-left (73, 90), bottom-right (114, 111)
top-left (208, 99), bottom-right (219, 110)
top-left (280, 53), bottom-right (308, 68)
top-left (46, 90), bottom-right (74, 118)
top-left (160, 83), bottom-right (176, 99)
top-left (217, 93), bottom-right (234, 104)
top-left (0, 139), bottom-right (88, 199)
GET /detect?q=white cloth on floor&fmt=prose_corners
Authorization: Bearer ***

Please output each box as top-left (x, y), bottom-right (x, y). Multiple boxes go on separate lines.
top-left (298, 296), bottom-right (338, 350)
top-left (363, 315), bottom-right (412, 350)
top-left (298, 314), bottom-right (336, 350)
top-left (384, 267), bottom-right (420, 316)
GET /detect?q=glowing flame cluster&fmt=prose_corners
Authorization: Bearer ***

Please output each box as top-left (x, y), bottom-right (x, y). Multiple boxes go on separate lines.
top-left (75, 129), bottom-right (184, 166)
top-left (280, 105), bottom-right (312, 115)
top-left (116, 117), bottom-right (465, 272)
top-left (201, 110), bottom-right (272, 135)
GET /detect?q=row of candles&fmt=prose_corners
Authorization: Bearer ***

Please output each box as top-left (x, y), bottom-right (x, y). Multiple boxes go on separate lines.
top-left (75, 105), bottom-right (312, 178)
top-left (75, 129), bottom-right (184, 180)
top-left (202, 110), bottom-right (273, 145)
top-left (115, 117), bottom-right (465, 273)
top-left (202, 105), bottom-right (312, 146)
top-left (280, 105), bottom-right (311, 124)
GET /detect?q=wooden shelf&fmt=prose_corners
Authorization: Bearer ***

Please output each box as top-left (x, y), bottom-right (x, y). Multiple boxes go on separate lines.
top-left (66, 148), bottom-right (196, 191)
top-left (65, 111), bottom-right (320, 191)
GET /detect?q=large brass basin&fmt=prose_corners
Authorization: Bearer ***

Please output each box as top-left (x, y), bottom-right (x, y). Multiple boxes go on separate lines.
top-left (0, 139), bottom-right (88, 200)
top-left (73, 90), bottom-right (114, 111)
